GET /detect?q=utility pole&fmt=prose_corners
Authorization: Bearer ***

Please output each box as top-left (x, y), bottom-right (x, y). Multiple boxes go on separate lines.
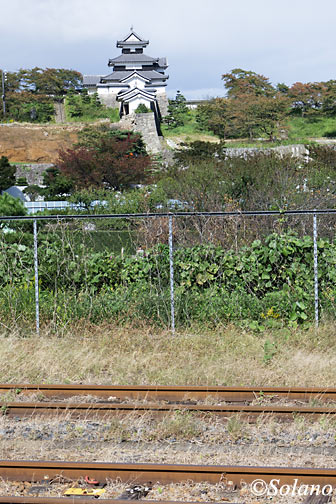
top-left (1, 69), bottom-right (6, 117)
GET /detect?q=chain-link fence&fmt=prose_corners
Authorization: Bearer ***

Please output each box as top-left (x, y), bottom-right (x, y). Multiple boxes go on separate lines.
top-left (0, 209), bottom-right (335, 333)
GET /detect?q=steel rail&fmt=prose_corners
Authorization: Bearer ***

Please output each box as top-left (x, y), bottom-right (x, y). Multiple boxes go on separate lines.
top-left (0, 208), bottom-right (336, 221)
top-left (2, 384), bottom-right (336, 402)
top-left (0, 499), bottom-right (223, 504)
top-left (0, 500), bottom-right (221, 504)
top-left (0, 461), bottom-right (336, 487)
top-left (2, 401), bottom-right (336, 420)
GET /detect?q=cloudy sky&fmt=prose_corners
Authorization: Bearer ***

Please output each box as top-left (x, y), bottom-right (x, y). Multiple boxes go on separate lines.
top-left (1, 0), bottom-right (336, 99)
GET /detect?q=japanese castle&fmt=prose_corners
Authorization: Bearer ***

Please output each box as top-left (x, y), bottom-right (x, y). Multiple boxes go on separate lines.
top-left (83, 29), bottom-right (169, 119)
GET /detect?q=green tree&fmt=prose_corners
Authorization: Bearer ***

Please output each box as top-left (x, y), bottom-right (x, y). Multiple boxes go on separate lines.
top-left (164, 90), bottom-right (188, 128)
top-left (288, 81), bottom-right (325, 117)
top-left (135, 103), bottom-right (151, 113)
top-left (222, 69), bottom-right (275, 98)
top-left (6, 68), bottom-right (82, 96)
top-left (243, 94), bottom-right (289, 140)
top-left (26, 67), bottom-right (82, 97)
top-left (0, 156), bottom-right (16, 192)
top-left (321, 80), bottom-right (336, 116)
top-left (173, 90), bottom-right (188, 113)
top-left (42, 167), bottom-right (74, 199)
top-left (77, 125), bottom-right (148, 155)
top-left (5, 91), bottom-right (54, 122)
top-left (3, 71), bottom-right (21, 93)
top-left (66, 90), bottom-right (83, 117)
top-left (91, 92), bottom-right (102, 109)
top-left (218, 69), bottom-right (289, 140)
top-left (196, 98), bottom-right (238, 139)
top-left (0, 193), bottom-right (26, 224)
top-left (1, 68), bottom-right (82, 122)
top-left (81, 88), bottom-right (91, 104)
top-left (276, 82), bottom-right (290, 94)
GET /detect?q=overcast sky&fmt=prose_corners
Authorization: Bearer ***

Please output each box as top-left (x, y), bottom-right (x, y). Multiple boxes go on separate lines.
top-left (1, 0), bottom-right (336, 99)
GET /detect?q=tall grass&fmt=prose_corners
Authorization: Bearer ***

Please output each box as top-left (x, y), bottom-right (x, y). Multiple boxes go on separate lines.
top-left (163, 110), bottom-right (336, 144)
top-left (1, 322), bottom-right (336, 386)
top-left (65, 107), bottom-right (120, 123)
top-left (288, 116), bottom-right (336, 141)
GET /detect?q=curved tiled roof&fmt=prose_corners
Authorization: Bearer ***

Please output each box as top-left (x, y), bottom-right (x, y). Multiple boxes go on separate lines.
top-left (101, 70), bottom-right (168, 83)
top-left (117, 87), bottom-right (157, 102)
top-left (108, 53), bottom-right (158, 66)
top-left (83, 31), bottom-right (169, 97)
top-left (82, 75), bottom-right (103, 86)
top-left (116, 30), bottom-right (149, 47)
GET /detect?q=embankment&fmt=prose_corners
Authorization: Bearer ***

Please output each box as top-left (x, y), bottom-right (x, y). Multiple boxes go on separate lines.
top-left (0, 123), bottom-right (81, 163)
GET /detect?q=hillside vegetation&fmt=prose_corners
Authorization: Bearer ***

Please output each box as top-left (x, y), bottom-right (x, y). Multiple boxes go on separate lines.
top-left (164, 70), bottom-right (336, 144)
top-left (3, 66), bottom-right (336, 146)
top-left (1, 139), bottom-right (336, 330)
top-left (1, 68), bottom-right (336, 332)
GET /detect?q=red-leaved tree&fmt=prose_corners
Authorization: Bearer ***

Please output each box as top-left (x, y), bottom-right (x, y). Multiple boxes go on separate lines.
top-left (56, 130), bottom-right (152, 192)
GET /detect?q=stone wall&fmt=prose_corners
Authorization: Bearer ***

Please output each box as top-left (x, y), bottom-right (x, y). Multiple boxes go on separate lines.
top-left (15, 163), bottom-right (54, 186)
top-left (165, 138), bottom-right (312, 161)
top-left (157, 93), bottom-right (169, 117)
top-left (117, 112), bottom-right (162, 154)
top-left (98, 94), bottom-right (119, 109)
top-left (225, 144), bottom-right (310, 159)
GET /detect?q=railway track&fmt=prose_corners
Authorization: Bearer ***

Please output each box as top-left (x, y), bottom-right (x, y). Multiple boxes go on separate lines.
top-left (2, 401), bottom-right (336, 420)
top-left (0, 500), bottom-right (215, 504)
top-left (0, 460), bottom-right (336, 488)
top-left (1, 383), bottom-right (336, 402)
top-left (1, 384), bottom-right (336, 420)
top-left (0, 500), bottom-right (218, 504)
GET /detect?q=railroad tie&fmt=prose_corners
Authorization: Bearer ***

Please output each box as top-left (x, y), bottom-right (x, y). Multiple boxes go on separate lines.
top-left (303, 492), bottom-right (332, 503)
top-left (117, 484), bottom-right (152, 500)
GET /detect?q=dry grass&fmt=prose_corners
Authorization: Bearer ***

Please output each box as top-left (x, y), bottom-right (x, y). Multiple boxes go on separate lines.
top-left (1, 322), bottom-right (336, 503)
top-left (0, 478), bottom-right (321, 504)
top-left (0, 433), bottom-right (336, 468)
top-left (1, 412), bottom-right (336, 503)
top-left (1, 405), bottom-right (336, 445)
top-left (1, 322), bottom-right (336, 387)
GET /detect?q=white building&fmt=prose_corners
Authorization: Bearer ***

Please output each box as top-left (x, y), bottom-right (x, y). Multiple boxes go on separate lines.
top-left (83, 29), bottom-right (169, 119)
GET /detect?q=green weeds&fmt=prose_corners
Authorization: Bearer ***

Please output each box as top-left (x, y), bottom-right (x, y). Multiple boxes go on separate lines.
top-left (0, 231), bottom-right (335, 328)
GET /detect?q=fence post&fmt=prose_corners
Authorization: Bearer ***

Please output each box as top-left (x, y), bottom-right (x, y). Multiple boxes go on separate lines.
top-left (33, 219), bottom-right (40, 335)
top-left (168, 214), bottom-right (175, 335)
top-left (313, 211), bottom-right (319, 328)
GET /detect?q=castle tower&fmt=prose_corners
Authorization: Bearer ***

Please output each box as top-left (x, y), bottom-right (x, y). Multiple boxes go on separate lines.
top-left (83, 29), bottom-right (169, 119)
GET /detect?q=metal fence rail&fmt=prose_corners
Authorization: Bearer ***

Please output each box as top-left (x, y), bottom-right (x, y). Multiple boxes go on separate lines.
top-left (0, 209), bottom-right (335, 334)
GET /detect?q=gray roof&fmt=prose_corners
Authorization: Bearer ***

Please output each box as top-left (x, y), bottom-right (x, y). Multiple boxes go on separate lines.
top-left (158, 57), bottom-right (168, 68)
top-left (117, 30), bottom-right (149, 47)
top-left (4, 186), bottom-right (28, 202)
top-left (83, 75), bottom-right (103, 86)
top-left (97, 83), bottom-right (129, 88)
top-left (118, 87), bottom-right (157, 102)
top-left (101, 69), bottom-right (168, 83)
top-left (141, 70), bottom-right (168, 80)
top-left (101, 70), bottom-right (138, 82)
top-left (108, 53), bottom-right (158, 66)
